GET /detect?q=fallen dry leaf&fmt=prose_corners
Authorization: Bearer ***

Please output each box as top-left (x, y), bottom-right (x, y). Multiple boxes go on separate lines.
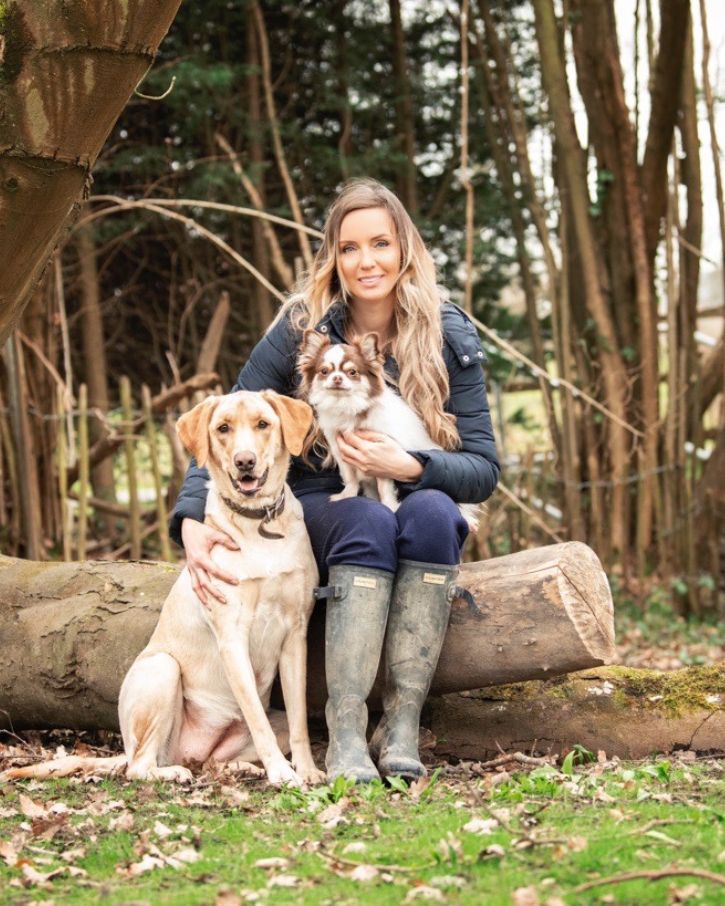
top-left (124, 853), bottom-right (165, 876)
top-left (18, 794), bottom-right (47, 820)
top-left (404, 886), bottom-right (445, 902)
top-left (317, 797), bottom-right (351, 829)
top-left (266, 874), bottom-right (299, 888)
top-left (0, 840), bottom-right (19, 866)
top-left (463, 817), bottom-right (498, 835)
top-left (216, 889), bottom-right (242, 906)
top-left (109, 811), bottom-right (134, 833)
top-left (430, 875), bottom-right (466, 889)
top-left (512, 886), bottom-right (540, 906)
top-left (254, 857), bottom-right (290, 870)
top-left (342, 841), bottom-right (367, 855)
top-left (153, 820), bottom-right (174, 838)
top-left (349, 864), bottom-right (379, 882)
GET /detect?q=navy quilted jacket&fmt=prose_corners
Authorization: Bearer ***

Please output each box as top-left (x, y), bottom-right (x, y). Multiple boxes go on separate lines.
top-left (169, 301), bottom-right (500, 544)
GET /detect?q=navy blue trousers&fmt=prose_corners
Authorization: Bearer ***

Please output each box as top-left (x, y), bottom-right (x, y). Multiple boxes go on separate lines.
top-left (297, 489), bottom-right (469, 581)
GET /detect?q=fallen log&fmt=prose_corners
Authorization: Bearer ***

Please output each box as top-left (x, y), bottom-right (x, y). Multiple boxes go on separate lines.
top-left (428, 666), bottom-right (725, 759)
top-left (0, 542), bottom-right (615, 731)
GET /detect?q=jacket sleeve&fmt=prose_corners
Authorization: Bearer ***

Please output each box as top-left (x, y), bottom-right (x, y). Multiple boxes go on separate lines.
top-left (168, 314), bottom-right (299, 545)
top-left (398, 310), bottom-right (500, 504)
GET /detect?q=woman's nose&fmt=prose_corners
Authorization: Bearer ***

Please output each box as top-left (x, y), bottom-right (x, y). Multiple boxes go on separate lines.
top-left (359, 246), bottom-right (375, 268)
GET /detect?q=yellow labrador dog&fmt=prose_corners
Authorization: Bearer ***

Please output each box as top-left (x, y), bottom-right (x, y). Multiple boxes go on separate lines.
top-left (4, 390), bottom-right (324, 788)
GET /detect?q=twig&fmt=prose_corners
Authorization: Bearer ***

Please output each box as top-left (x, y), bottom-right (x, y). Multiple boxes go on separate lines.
top-left (625, 818), bottom-right (696, 836)
top-left (316, 848), bottom-right (431, 875)
top-left (477, 751), bottom-right (555, 770)
top-left (573, 868), bottom-right (725, 893)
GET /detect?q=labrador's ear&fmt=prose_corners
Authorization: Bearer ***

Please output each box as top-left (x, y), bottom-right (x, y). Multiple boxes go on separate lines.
top-left (262, 391), bottom-right (314, 457)
top-left (176, 396), bottom-right (218, 467)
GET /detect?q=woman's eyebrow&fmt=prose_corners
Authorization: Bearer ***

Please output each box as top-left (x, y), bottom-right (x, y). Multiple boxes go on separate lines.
top-left (338, 233), bottom-right (392, 245)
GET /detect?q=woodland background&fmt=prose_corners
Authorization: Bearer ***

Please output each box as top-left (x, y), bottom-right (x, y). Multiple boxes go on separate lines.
top-left (0, 0), bottom-right (723, 618)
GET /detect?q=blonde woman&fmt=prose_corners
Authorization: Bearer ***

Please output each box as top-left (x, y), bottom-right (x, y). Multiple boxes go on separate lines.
top-left (171, 179), bottom-right (500, 783)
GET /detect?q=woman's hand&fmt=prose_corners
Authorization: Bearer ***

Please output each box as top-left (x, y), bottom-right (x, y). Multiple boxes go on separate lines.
top-left (181, 518), bottom-right (240, 608)
top-left (337, 430), bottom-right (424, 482)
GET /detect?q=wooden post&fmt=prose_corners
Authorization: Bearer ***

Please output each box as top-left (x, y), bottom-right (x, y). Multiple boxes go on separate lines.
top-left (120, 376), bottom-right (141, 560)
top-left (56, 384), bottom-right (72, 562)
top-left (141, 384), bottom-right (173, 562)
top-left (77, 383), bottom-right (89, 561)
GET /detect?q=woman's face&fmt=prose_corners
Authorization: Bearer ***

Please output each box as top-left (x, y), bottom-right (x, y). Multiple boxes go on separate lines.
top-left (336, 207), bottom-right (401, 308)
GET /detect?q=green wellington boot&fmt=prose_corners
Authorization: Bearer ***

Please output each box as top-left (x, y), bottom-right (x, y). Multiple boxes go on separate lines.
top-left (323, 564), bottom-right (394, 783)
top-left (370, 559), bottom-right (457, 780)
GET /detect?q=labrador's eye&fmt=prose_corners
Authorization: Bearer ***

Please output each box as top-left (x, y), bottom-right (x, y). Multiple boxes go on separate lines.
top-left (218, 423), bottom-right (229, 434)
top-left (257, 420), bottom-right (269, 430)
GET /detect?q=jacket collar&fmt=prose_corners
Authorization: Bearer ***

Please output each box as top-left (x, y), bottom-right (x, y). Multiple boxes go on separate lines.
top-left (314, 300), bottom-right (348, 342)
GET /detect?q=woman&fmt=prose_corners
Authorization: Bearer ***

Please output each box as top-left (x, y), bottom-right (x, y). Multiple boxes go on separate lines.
top-left (170, 178), bottom-right (500, 783)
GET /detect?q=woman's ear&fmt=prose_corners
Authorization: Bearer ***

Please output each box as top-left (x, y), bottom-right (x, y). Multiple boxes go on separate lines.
top-left (176, 396), bottom-right (218, 467)
top-left (261, 391), bottom-right (314, 457)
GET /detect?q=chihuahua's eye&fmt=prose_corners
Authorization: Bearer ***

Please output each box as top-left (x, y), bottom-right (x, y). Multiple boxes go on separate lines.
top-left (218, 423), bottom-right (229, 434)
top-left (320, 366), bottom-right (330, 376)
top-left (347, 368), bottom-right (357, 376)
top-left (257, 420), bottom-right (269, 430)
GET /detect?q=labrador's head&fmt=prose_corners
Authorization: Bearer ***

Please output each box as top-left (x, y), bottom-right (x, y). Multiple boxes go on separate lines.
top-left (177, 390), bottom-right (313, 504)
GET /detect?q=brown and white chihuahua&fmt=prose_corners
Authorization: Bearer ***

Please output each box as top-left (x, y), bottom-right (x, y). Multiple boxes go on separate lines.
top-left (297, 330), bottom-right (479, 529)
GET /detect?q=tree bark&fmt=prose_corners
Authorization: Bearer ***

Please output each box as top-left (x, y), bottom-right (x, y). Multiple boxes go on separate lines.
top-left (0, 0), bottom-right (182, 344)
top-left (0, 542), bottom-right (615, 731)
top-left (429, 666), bottom-right (725, 760)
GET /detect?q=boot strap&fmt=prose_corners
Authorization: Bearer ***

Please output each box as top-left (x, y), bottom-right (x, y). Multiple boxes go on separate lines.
top-left (314, 584), bottom-right (343, 601)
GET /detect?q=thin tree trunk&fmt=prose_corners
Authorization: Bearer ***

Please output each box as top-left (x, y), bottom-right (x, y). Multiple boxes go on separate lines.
top-left (251, 1), bottom-right (313, 269)
top-left (245, 12), bottom-right (276, 330)
top-left (77, 226), bottom-right (117, 526)
top-left (533, 0), bottom-right (630, 555)
top-left (389, 0), bottom-right (419, 214)
top-left (459, 0), bottom-right (474, 315)
top-left (641, 0), bottom-right (691, 265)
top-left (334, 0), bottom-right (354, 180)
top-left (0, 0), bottom-right (182, 343)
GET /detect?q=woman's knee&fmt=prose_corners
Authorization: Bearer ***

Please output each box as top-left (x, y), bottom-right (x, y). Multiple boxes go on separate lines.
top-left (319, 495), bottom-right (400, 574)
top-left (396, 490), bottom-right (469, 564)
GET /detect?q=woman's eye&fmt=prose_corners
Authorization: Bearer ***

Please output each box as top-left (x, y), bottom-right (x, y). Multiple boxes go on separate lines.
top-left (375, 240), bottom-right (389, 248)
top-left (341, 245), bottom-right (355, 254)
top-left (218, 424), bottom-right (229, 434)
top-left (257, 420), bottom-right (269, 430)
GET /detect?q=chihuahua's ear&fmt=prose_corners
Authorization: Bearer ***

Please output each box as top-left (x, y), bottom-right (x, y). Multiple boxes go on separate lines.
top-left (176, 395), bottom-right (218, 467)
top-left (261, 391), bottom-right (314, 457)
top-left (298, 329), bottom-right (330, 366)
top-left (358, 332), bottom-right (383, 363)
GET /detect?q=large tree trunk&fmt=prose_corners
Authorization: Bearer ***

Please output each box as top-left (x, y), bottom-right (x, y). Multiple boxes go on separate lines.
top-left (429, 666), bottom-right (725, 760)
top-left (0, 0), bottom-right (182, 343)
top-left (0, 542), bottom-right (615, 731)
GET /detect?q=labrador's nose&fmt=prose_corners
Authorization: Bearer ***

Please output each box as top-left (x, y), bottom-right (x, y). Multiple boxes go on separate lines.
top-left (234, 450), bottom-right (256, 473)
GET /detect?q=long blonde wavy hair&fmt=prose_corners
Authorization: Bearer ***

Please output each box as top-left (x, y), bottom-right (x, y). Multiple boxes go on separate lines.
top-left (271, 178), bottom-right (460, 450)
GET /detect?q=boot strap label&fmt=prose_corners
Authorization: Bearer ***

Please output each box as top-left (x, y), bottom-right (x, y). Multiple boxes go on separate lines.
top-left (353, 576), bottom-right (377, 589)
top-left (423, 572), bottom-right (446, 585)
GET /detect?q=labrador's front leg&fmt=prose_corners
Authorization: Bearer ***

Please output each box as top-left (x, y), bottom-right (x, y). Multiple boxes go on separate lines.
top-left (279, 626), bottom-right (326, 785)
top-left (213, 623), bottom-right (301, 788)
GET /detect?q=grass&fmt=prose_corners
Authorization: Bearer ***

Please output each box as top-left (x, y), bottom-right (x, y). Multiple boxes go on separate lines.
top-left (1, 757), bottom-right (724, 904)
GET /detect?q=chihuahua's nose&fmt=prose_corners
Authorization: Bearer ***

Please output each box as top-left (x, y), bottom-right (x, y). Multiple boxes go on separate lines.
top-left (332, 374), bottom-right (343, 386)
top-left (234, 451), bottom-right (256, 473)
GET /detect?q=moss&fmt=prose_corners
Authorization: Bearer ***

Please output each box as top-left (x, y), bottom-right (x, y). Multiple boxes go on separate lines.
top-left (460, 667), bottom-right (725, 718)
top-left (586, 665), bottom-right (725, 718)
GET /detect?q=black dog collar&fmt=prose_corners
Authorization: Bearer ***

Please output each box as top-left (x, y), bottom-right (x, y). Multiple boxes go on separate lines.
top-left (220, 489), bottom-right (287, 539)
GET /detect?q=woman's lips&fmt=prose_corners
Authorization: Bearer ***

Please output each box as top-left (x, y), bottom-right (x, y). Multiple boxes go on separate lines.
top-left (358, 275), bottom-right (383, 285)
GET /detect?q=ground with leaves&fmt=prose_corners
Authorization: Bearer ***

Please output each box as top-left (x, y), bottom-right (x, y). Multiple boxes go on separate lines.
top-left (1, 743), bottom-right (724, 905)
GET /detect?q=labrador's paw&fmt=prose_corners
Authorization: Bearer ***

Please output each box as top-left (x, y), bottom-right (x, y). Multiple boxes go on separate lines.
top-left (297, 764), bottom-right (326, 786)
top-left (266, 759), bottom-right (302, 788)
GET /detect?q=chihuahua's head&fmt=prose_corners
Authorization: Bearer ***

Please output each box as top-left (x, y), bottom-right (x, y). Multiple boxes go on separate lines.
top-left (297, 330), bottom-right (386, 409)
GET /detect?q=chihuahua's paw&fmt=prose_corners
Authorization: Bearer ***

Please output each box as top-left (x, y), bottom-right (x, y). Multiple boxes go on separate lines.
top-left (330, 488), bottom-right (358, 503)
